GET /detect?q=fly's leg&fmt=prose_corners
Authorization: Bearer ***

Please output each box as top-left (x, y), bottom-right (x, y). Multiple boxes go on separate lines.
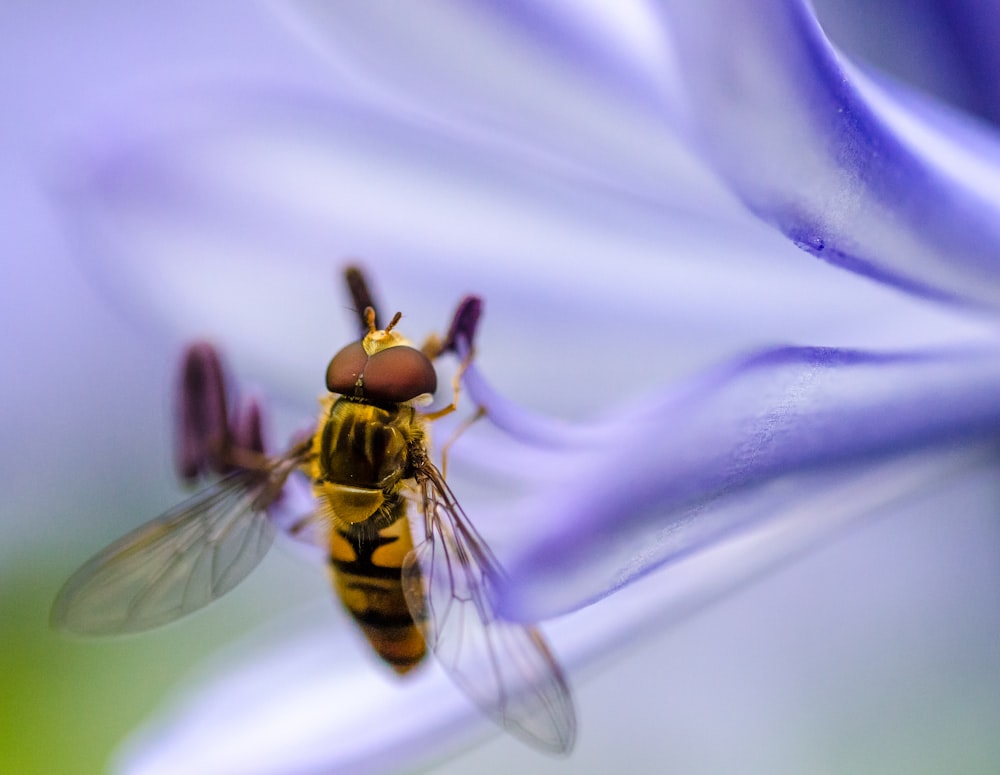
top-left (421, 347), bottom-right (473, 422)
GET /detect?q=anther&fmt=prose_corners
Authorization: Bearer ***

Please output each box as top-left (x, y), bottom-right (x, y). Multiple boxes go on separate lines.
top-left (231, 395), bottom-right (265, 457)
top-left (175, 341), bottom-right (231, 482)
top-left (343, 265), bottom-right (379, 334)
top-left (439, 296), bottom-right (483, 356)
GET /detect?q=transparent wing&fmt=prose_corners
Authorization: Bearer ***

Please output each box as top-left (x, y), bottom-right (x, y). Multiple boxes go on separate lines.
top-left (52, 469), bottom-right (278, 635)
top-left (401, 464), bottom-right (576, 754)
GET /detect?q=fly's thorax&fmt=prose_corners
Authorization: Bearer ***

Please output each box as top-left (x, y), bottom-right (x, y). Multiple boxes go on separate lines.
top-left (309, 396), bottom-right (428, 529)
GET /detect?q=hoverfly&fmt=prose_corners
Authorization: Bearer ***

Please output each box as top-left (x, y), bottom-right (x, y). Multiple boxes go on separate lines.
top-left (51, 268), bottom-right (576, 755)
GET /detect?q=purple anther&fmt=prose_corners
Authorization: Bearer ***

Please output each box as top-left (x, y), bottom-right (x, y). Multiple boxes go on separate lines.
top-left (231, 395), bottom-right (266, 458)
top-left (343, 264), bottom-right (380, 334)
top-left (175, 341), bottom-right (231, 482)
top-left (439, 295), bottom-right (483, 356)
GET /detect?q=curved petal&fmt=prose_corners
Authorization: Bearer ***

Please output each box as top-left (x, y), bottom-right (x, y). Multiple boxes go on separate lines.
top-left (271, 0), bottom-right (716, 208)
top-left (812, 0), bottom-right (1000, 125)
top-left (657, 0), bottom-right (1000, 308)
top-left (482, 344), bottom-right (1000, 619)
top-left (113, 443), bottom-right (996, 774)
top-left (113, 609), bottom-right (493, 775)
top-left (54, 85), bottom-right (995, 413)
top-left (940, 0), bottom-right (1000, 124)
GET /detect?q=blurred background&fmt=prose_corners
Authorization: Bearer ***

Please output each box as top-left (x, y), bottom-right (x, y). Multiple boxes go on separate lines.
top-left (3, 2), bottom-right (1000, 773)
top-left (1, 4), bottom-right (340, 772)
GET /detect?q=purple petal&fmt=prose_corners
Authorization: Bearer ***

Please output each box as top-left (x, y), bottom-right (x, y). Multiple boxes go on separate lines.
top-left (812, 0), bottom-right (1000, 125)
top-left (657, 0), bottom-right (1000, 307)
top-left (486, 344), bottom-right (1000, 619)
top-left (113, 441), bottom-right (995, 773)
top-left (940, 0), bottom-right (1000, 123)
top-left (55, 84), bottom-right (996, 418)
top-left (273, 1), bottom-right (714, 207)
top-left (113, 610), bottom-right (492, 775)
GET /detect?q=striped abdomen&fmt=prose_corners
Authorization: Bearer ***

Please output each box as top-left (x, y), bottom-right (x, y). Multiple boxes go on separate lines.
top-left (327, 495), bottom-right (424, 673)
top-left (309, 396), bottom-right (426, 673)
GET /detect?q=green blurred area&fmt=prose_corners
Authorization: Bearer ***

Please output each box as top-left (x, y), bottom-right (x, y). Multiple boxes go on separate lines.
top-left (2, 563), bottom-right (204, 773)
top-left (0, 552), bottom-right (319, 775)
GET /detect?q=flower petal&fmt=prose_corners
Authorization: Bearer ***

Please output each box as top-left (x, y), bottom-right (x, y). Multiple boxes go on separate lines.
top-left (55, 85), bottom-right (995, 413)
top-left (113, 608), bottom-right (492, 775)
top-left (940, 0), bottom-right (1000, 123)
top-left (272, 0), bottom-right (714, 208)
top-left (657, 0), bottom-right (1000, 307)
top-left (485, 344), bottom-right (1000, 619)
top-left (812, 0), bottom-right (1000, 125)
top-left (113, 443), bottom-right (994, 774)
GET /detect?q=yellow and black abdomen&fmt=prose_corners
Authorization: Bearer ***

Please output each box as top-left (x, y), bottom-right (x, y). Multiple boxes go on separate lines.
top-left (308, 396), bottom-right (426, 673)
top-left (327, 497), bottom-right (424, 673)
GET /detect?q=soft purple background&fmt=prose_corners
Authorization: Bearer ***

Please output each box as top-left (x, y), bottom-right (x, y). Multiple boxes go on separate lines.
top-left (4, 2), bottom-right (1000, 773)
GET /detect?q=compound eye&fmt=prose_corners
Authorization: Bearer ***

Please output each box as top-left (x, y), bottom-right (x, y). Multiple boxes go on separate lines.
top-left (326, 341), bottom-right (368, 395)
top-left (363, 346), bottom-right (437, 402)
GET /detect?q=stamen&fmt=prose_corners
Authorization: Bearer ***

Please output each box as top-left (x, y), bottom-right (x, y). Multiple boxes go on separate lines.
top-left (231, 395), bottom-right (265, 457)
top-left (343, 265), bottom-right (379, 333)
top-left (439, 295), bottom-right (483, 355)
top-left (175, 341), bottom-right (231, 482)
top-left (174, 343), bottom-right (278, 481)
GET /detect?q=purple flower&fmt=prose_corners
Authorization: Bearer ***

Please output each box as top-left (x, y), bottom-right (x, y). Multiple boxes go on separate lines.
top-left (53, 2), bottom-right (1000, 772)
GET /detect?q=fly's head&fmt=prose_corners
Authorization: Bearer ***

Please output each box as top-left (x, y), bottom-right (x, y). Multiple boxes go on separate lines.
top-left (326, 307), bottom-right (438, 403)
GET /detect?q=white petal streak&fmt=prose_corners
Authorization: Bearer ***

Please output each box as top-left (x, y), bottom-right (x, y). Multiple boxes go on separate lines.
top-left (114, 611), bottom-right (491, 775)
top-left (271, 0), bottom-right (710, 208)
